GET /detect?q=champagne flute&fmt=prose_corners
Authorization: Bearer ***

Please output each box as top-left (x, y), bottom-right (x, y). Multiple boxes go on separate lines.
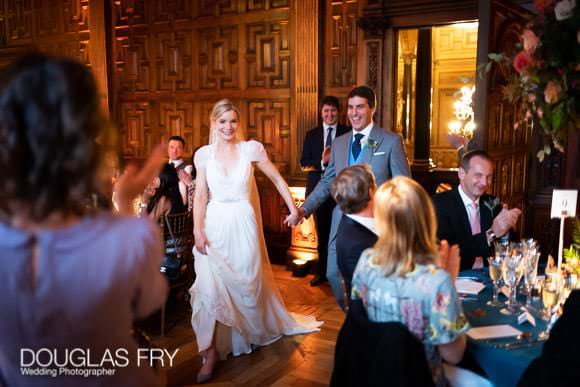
top-left (487, 256), bottom-right (503, 306)
top-left (502, 253), bottom-right (524, 313)
top-left (523, 252), bottom-right (540, 309)
top-left (539, 275), bottom-right (562, 340)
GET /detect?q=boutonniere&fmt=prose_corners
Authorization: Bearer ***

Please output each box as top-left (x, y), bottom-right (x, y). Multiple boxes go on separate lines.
top-left (483, 197), bottom-right (501, 215)
top-left (361, 138), bottom-right (379, 151)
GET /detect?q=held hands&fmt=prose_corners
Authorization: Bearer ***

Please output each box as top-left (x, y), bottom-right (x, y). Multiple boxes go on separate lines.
top-left (439, 240), bottom-right (460, 284)
top-left (284, 207), bottom-right (305, 227)
top-left (491, 204), bottom-right (522, 237)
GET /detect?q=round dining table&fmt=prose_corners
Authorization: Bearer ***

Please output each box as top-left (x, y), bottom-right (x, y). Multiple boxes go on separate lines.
top-left (460, 270), bottom-right (547, 387)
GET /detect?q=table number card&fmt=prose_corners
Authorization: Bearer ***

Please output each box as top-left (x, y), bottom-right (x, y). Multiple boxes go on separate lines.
top-left (550, 189), bottom-right (577, 219)
top-left (550, 189), bottom-right (578, 272)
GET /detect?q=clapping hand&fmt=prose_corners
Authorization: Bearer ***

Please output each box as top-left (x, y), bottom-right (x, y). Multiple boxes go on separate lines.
top-left (491, 204), bottom-right (522, 237)
top-left (178, 169), bottom-right (192, 185)
top-left (115, 144), bottom-right (166, 214)
top-left (439, 240), bottom-right (460, 284)
top-left (321, 146), bottom-right (331, 166)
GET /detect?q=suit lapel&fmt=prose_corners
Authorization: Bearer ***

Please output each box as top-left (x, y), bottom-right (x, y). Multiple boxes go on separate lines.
top-left (360, 125), bottom-right (385, 165)
top-left (480, 195), bottom-right (493, 232)
top-left (452, 187), bottom-right (472, 237)
top-left (337, 131), bottom-right (351, 169)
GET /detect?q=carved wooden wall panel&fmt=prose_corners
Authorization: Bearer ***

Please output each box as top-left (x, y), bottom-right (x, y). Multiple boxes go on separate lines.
top-left (0, 0), bottom-right (108, 107)
top-left (108, 0), bottom-right (312, 262)
top-left (321, 0), bottom-right (363, 127)
top-left (198, 26), bottom-right (239, 90)
top-left (247, 21), bottom-right (290, 88)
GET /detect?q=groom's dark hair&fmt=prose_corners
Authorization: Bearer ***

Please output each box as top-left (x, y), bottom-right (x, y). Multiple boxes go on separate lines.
top-left (347, 85), bottom-right (376, 109)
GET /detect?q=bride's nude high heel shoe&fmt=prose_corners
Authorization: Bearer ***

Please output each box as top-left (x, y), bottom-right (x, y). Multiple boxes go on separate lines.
top-left (196, 349), bottom-right (217, 384)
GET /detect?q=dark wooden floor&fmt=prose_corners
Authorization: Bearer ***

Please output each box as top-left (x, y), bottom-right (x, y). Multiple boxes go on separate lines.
top-left (145, 265), bottom-right (344, 386)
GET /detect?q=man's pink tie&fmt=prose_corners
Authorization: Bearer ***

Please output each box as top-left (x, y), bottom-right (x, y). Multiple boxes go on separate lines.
top-left (469, 202), bottom-right (480, 235)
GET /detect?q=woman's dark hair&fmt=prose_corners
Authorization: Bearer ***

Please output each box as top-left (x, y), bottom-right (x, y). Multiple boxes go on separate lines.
top-left (0, 53), bottom-right (114, 222)
top-left (147, 164), bottom-right (186, 215)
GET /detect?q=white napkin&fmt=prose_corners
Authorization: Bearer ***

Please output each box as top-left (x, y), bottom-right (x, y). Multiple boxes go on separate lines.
top-left (456, 279), bottom-right (486, 295)
top-left (467, 325), bottom-right (522, 340)
top-left (518, 308), bottom-right (537, 326)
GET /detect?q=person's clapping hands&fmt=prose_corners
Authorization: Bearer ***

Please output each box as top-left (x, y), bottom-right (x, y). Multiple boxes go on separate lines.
top-left (491, 204), bottom-right (522, 238)
top-left (115, 144), bottom-right (166, 214)
top-left (445, 132), bottom-right (469, 150)
top-left (321, 146), bottom-right (331, 166)
top-left (439, 240), bottom-right (460, 284)
top-left (178, 169), bottom-right (192, 185)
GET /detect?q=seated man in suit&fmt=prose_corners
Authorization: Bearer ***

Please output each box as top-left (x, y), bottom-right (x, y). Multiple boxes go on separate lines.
top-left (331, 164), bottom-right (378, 300)
top-left (433, 150), bottom-right (521, 271)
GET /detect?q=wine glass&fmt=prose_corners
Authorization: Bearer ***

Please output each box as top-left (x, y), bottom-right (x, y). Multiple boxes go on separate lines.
top-left (502, 252), bottom-right (524, 313)
top-left (494, 239), bottom-right (511, 259)
top-left (539, 274), bottom-right (562, 340)
top-left (487, 256), bottom-right (504, 306)
top-left (523, 252), bottom-right (540, 309)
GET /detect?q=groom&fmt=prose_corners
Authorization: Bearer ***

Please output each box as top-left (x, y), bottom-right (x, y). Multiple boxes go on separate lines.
top-left (292, 85), bottom-right (411, 309)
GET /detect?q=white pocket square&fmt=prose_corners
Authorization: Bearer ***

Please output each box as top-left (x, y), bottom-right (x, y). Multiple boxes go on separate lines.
top-left (373, 151), bottom-right (385, 156)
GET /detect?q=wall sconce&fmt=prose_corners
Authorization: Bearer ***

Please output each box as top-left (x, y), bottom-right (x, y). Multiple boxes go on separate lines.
top-left (448, 85), bottom-right (476, 140)
top-left (287, 187), bottom-right (318, 266)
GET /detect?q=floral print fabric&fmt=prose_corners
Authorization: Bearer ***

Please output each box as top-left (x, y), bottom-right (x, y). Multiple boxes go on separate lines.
top-left (351, 249), bottom-right (469, 386)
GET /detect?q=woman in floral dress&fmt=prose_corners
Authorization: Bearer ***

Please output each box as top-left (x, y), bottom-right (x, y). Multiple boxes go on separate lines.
top-left (351, 176), bottom-right (470, 386)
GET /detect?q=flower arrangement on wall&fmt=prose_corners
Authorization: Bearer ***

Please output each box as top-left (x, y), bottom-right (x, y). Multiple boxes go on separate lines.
top-left (485, 0), bottom-right (579, 161)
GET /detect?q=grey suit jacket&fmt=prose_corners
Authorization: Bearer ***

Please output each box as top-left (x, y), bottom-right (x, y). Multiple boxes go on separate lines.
top-left (302, 124), bottom-right (411, 241)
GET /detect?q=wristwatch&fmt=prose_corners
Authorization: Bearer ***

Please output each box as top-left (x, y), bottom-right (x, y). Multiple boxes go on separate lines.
top-left (485, 229), bottom-right (497, 245)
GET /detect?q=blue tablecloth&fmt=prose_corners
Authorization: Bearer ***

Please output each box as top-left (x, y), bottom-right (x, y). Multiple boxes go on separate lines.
top-left (461, 270), bottom-right (545, 387)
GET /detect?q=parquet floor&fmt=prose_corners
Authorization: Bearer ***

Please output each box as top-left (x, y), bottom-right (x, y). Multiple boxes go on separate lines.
top-left (146, 265), bottom-right (344, 387)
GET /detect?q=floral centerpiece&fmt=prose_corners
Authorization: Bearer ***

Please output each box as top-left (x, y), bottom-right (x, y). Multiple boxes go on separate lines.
top-left (563, 217), bottom-right (580, 277)
top-left (485, 0), bottom-right (579, 161)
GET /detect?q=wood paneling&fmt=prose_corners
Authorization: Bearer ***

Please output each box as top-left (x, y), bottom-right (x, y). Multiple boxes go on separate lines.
top-left (322, 0), bottom-right (363, 125)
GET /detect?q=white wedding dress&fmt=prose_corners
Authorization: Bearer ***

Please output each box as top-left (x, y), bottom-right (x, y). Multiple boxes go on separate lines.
top-left (190, 140), bottom-right (322, 359)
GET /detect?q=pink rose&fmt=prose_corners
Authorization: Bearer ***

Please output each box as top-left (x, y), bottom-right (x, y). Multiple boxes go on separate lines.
top-left (522, 30), bottom-right (540, 53)
top-left (537, 107), bottom-right (544, 118)
top-left (528, 94), bottom-right (537, 103)
top-left (513, 51), bottom-right (534, 74)
top-left (544, 81), bottom-right (562, 104)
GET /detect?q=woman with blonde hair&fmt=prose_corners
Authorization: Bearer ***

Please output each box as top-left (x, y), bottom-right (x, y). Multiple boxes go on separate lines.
top-left (190, 99), bottom-right (322, 383)
top-left (351, 176), bottom-right (470, 386)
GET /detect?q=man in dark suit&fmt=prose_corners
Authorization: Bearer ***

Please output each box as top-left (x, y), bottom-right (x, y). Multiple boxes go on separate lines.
top-left (331, 164), bottom-right (378, 300)
top-left (433, 150), bottom-right (521, 271)
top-left (300, 96), bottom-right (349, 286)
top-left (290, 86), bottom-right (411, 308)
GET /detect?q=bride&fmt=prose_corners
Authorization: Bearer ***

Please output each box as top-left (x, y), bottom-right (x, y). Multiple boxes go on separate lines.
top-left (190, 99), bottom-right (323, 383)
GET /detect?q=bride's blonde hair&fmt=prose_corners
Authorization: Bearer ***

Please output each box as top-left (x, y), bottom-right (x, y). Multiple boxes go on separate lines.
top-left (210, 99), bottom-right (241, 122)
top-left (209, 99), bottom-right (244, 142)
top-left (372, 176), bottom-right (438, 276)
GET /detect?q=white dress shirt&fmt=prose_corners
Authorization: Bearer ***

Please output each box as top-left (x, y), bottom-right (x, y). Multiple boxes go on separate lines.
top-left (346, 214), bottom-right (378, 235)
top-left (351, 121), bottom-right (374, 149)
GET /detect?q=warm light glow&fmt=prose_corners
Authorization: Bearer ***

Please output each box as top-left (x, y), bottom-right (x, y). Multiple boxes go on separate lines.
top-left (450, 21), bottom-right (479, 29)
top-left (448, 85), bottom-right (476, 139)
top-left (293, 259), bottom-right (307, 266)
